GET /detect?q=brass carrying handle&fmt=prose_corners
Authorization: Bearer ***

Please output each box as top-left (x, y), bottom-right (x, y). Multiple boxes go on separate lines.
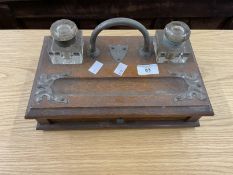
top-left (89, 17), bottom-right (151, 58)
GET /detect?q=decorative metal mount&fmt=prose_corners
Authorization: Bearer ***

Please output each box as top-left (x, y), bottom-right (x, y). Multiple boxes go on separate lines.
top-left (34, 73), bottom-right (69, 103)
top-left (109, 44), bottom-right (128, 62)
top-left (169, 72), bottom-right (207, 102)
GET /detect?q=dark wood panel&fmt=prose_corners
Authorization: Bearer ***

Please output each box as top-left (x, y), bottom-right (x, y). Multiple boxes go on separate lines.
top-left (0, 4), bottom-right (17, 28)
top-left (0, 0), bottom-right (233, 29)
top-left (8, 0), bottom-right (233, 18)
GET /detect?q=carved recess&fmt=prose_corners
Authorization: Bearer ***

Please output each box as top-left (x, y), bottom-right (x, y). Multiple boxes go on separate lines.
top-left (33, 72), bottom-right (207, 104)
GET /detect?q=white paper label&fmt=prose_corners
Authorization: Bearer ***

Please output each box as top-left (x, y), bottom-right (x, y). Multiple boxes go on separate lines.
top-left (114, 63), bottom-right (128, 76)
top-left (137, 64), bottom-right (159, 75)
top-left (88, 61), bottom-right (103, 74)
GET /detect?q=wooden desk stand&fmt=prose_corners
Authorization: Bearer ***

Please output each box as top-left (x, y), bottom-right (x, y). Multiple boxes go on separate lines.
top-left (25, 36), bottom-right (214, 130)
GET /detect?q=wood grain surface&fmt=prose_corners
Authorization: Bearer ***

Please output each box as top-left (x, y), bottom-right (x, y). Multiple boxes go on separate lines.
top-left (0, 30), bottom-right (233, 175)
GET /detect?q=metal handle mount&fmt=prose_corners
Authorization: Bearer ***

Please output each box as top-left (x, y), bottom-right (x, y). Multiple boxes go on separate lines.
top-left (89, 18), bottom-right (151, 58)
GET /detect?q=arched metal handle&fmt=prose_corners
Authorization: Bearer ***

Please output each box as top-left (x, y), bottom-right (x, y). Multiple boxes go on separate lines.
top-left (89, 18), bottom-right (151, 58)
